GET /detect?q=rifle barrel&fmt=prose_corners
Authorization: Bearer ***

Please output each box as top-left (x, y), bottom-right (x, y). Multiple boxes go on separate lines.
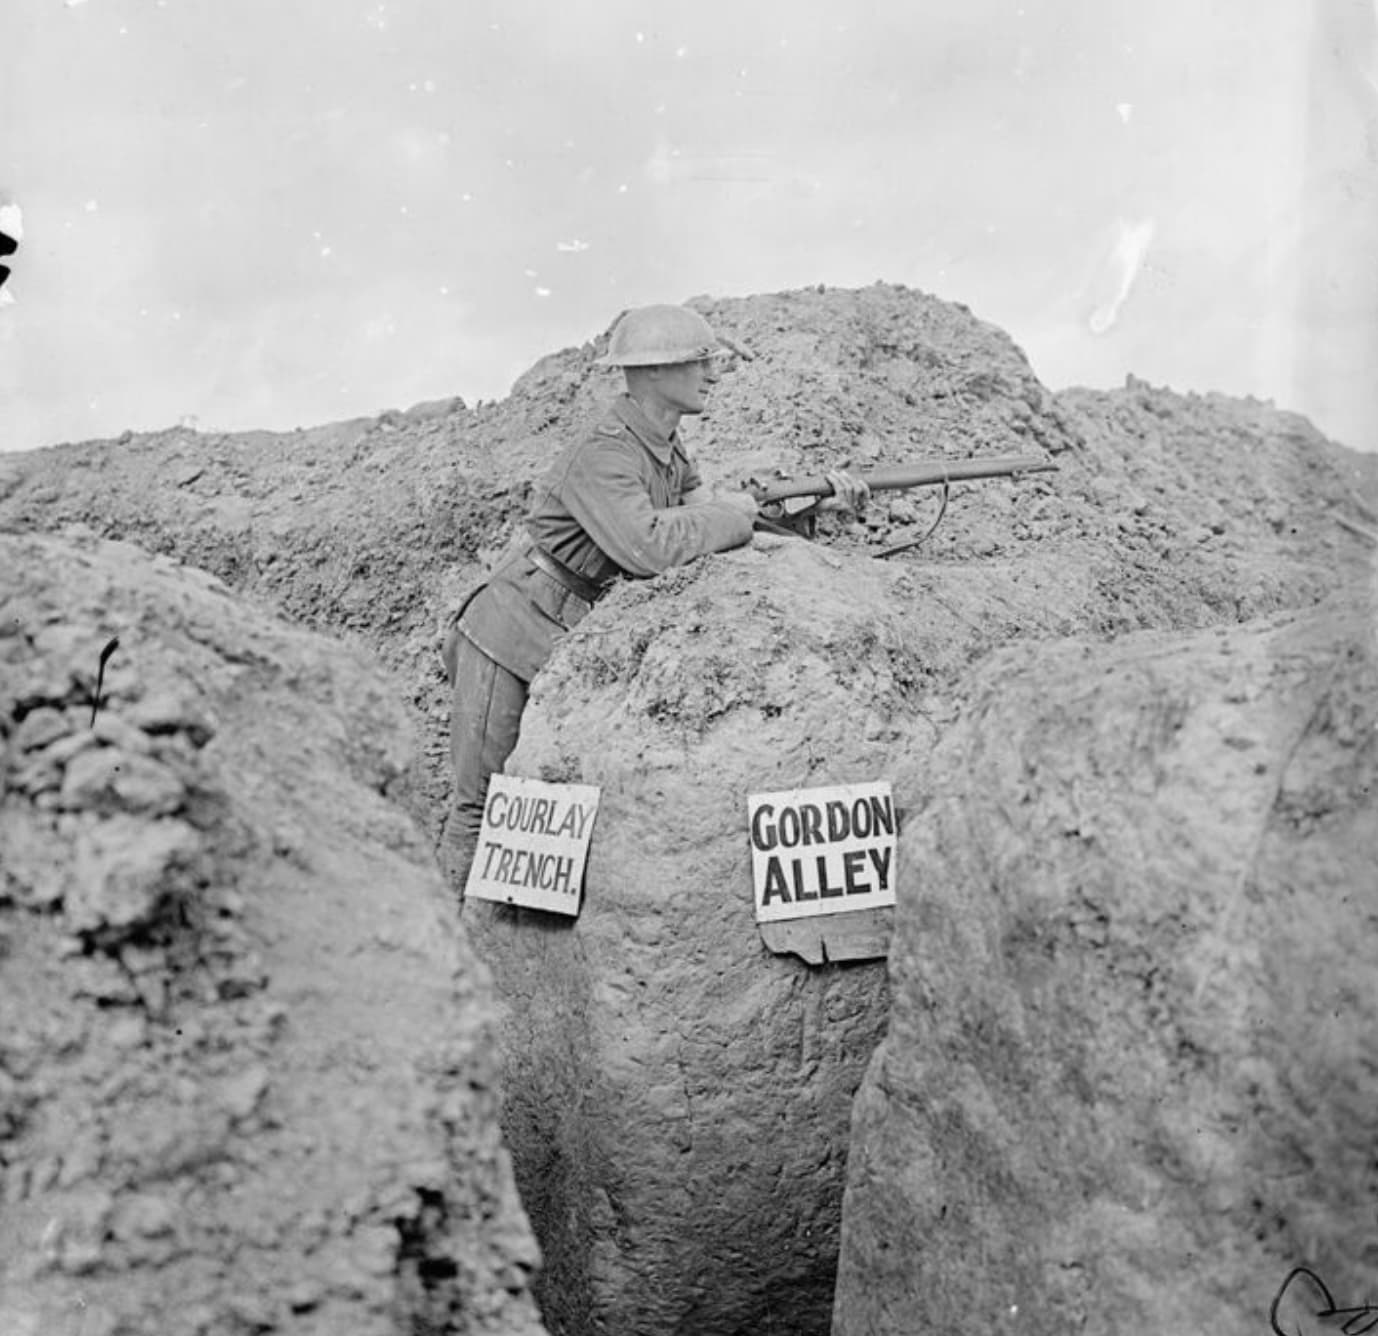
top-left (753, 454), bottom-right (1058, 504)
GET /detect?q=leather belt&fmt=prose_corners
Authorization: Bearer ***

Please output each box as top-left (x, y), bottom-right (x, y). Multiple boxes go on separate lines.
top-left (528, 544), bottom-right (608, 604)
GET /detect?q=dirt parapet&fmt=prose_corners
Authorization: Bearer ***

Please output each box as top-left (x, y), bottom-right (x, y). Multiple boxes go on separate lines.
top-left (834, 584), bottom-right (1378, 1335)
top-left (0, 532), bottom-right (545, 1336)
top-left (2, 285), bottom-right (1371, 846)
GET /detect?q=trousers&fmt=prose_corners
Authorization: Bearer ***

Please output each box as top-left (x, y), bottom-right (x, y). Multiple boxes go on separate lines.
top-left (440, 625), bottom-right (529, 900)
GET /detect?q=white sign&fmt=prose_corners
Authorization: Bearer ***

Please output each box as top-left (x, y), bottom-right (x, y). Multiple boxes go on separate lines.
top-left (465, 775), bottom-right (601, 916)
top-left (747, 781), bottom-right (897, 923)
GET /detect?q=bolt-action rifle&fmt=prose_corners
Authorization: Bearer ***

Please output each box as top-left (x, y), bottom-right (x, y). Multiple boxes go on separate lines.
top-left (749, 452), bottom-right (1058, 558)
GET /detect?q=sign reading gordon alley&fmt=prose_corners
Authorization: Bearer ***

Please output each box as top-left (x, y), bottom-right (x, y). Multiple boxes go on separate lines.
top-left (747, 781), bottom-right (898, 924)
top-left (465, 775), bottom-right (601, 917)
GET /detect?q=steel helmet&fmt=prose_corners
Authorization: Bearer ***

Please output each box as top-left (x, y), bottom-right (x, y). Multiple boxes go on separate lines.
top-left (597, 305), bottom-right (728, 367)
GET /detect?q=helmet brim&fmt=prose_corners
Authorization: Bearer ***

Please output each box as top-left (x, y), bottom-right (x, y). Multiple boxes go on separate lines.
top-left (596, 344), bottom-right (733, 369)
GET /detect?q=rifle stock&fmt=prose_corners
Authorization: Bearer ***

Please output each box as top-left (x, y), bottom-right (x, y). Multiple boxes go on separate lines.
top-left (751, 453), bottom-right (1057, 504)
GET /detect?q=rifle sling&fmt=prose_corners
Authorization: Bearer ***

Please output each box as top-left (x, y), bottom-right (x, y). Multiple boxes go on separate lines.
top-left (874, 478), bottom-right (950, 559)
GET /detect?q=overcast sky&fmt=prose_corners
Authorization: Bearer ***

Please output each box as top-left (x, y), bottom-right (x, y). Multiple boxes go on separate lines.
top-left (3, 0), bottom-right (1376, 453)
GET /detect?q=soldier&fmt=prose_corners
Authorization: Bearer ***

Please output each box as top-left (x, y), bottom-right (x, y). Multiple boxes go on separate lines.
top-left (440, 303), bottom-right (866, 894)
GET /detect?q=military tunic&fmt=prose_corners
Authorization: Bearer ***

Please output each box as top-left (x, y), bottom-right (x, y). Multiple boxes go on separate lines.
top-left (457, 392), bottom-right (752, 681)
top-left (441, 393), bottom-right (752, 896)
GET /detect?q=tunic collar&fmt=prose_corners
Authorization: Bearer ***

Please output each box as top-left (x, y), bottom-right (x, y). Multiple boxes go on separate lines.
top-left (612, 393), bottom-right (681, 466)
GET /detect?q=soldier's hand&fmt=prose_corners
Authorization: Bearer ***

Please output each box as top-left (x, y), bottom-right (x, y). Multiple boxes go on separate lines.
top-left (817, 470), bottom-right (870, 515)
top-left (718, 490), bottom-right (760, 520)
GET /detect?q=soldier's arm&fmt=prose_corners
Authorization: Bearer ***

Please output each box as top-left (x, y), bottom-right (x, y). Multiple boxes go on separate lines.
top-left (558, 437), bottom-right (754, 577)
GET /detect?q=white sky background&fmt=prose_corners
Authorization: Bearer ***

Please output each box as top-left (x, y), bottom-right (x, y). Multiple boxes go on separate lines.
top-left (2, 0), bottom-right (1375, 453)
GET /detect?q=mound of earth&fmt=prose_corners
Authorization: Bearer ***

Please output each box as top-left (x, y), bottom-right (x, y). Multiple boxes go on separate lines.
top-left (834, 585), bottom-right (1378, 1335)
top-left (0, 532), bottom-right (544, 1336)
top-left (2, 284), bottom-right (1372, 847)
top-left (1, 283), bottom-right (1374, 1335)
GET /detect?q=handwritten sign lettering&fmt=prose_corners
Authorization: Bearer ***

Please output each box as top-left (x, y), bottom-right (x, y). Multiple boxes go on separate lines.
top-left (748, 781), bottom-right (898, 924)
top-left (465, 775), bottom-right (600, 917)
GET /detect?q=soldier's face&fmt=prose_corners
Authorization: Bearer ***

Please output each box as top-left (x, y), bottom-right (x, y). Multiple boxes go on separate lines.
top-left (654, 357), bottom-right (720, 415)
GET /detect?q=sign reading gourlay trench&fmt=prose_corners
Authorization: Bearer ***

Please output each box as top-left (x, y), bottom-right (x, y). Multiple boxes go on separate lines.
top-left (748, 781), bottom-right (897, 923)
top-left (465, 775), bottom-right (601, 916)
